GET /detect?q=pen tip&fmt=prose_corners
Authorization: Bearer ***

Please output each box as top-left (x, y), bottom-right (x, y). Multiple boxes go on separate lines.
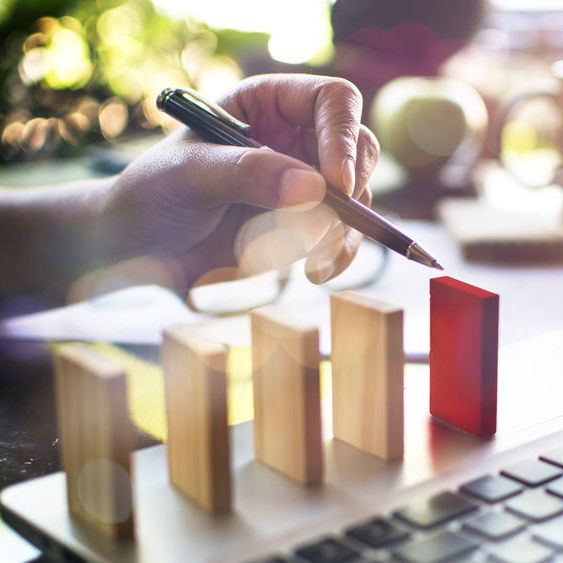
top-left (406, 242), bottom-right (444, 271)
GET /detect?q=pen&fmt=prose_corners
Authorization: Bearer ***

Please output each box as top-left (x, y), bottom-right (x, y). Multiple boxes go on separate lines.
top-left (156, 87), bottom-right (444, 270)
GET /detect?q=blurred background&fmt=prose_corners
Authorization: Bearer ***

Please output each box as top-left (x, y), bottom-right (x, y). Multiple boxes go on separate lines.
top-left (0, 0), bottom-right (560, 175)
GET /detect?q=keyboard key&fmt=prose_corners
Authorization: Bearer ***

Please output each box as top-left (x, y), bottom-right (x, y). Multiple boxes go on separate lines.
top-left (463, 511), bottom-right (525, 540)
top-left (505, 489), bottom-right (563, 522)
top-left (500, 460), bottom-right (562, 487)
top-left (393, 531), bottom-right (477, 563)
top-left (345, 517), bottom-right (409, 548)
top-left (545, 476), bottom-right (563, 498)
top-left (532, 514), bottom-right (563, 549)
top-left (460, 474), bottom-right (523, 503)
top-left (294, 537), bottom-right (360, 563)
top-left (486, 535), bottom-right (554, 563)
top-left (393, 491), bottom-right (478, 529)
top-left (539, 447), bottom-right (563, 468)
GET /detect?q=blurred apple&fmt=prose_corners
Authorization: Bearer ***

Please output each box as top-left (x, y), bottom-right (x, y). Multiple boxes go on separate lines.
top-left (369, 76), bottom-right (488, 175)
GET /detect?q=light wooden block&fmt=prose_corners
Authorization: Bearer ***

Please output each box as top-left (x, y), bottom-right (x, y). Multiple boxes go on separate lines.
top-left (251, 306), bottom-right (323, 485)
top-left (330, 291), bottom-right (404, 460)
top-left (162, 326), bottom-right (231, 513)
top-left (53, 344), bottom-right (134, 538)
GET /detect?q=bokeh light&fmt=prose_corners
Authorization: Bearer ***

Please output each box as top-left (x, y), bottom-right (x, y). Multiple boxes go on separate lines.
top-left (235, 204), bottom-right (337, 278)
top-left (45, 27), bottom-right (92, 89)
top-left (77, 458), bottom-right (132, 524)
top-left (99, 98), bottom-right (128, 139)
top-left (501, 97), bottom-right (563, 187)
top-left (1, 0), bottom-right (226, 161)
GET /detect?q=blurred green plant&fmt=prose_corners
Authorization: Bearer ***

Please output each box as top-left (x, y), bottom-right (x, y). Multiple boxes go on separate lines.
top-left (0, 0), bottom-right (268, 163)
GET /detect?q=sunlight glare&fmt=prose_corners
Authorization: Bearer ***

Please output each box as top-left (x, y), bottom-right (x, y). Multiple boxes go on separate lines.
top-left (153, 0), bottom-right (333, 65)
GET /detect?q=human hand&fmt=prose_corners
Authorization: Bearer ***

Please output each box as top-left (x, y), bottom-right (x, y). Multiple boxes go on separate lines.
top-left (106, 74), bottom-right (379, 290)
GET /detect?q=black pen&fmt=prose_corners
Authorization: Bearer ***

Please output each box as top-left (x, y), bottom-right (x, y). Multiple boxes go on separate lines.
top-left (156, 87), bottom-right (443, 270)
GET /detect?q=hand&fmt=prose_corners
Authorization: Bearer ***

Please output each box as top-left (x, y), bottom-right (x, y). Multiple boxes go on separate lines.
top-left (107, 74), bottom-right (379, 289)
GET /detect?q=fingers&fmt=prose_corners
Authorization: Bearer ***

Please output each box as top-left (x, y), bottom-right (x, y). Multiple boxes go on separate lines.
top-left (354, 125), bottom-right (380, 199)
top-left (228, 74), bottom-right (366, 194)
top-left (305, 186), bottom-right (372, 284)
top-left (162, 129), bottom-right (327, 210)
top-left (235, 204), bottom-right (337, 277)
top-left (314, 79), bottom-right (363, 194)
top-left (304, 222), bottom-right (364, 284)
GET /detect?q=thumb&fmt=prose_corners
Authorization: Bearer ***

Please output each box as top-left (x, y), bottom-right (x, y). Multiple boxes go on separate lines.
top-left (182, 142), bottom-right (326, 210)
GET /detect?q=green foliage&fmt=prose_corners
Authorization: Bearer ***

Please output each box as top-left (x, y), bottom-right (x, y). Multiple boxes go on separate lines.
top-left (0, 0), bottom-right (262, 163)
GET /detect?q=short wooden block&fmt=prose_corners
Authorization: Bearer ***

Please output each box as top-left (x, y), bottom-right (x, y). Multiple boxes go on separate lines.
top-left (330, 291), bottom-right (404, 460)
top-left (251, 306), bottom-right (323, 485)
top-left (430, 276), bottom-right (499, 436)
top-left (53, 344), bottom-right (134, 538)
top-left (162, 326), bottom-right (231, 513)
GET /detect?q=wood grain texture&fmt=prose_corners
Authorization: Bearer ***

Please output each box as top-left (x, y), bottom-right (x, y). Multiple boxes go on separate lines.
top-left (162, 326), bottom-right (231, 513)
top-left (430, 276), bottom-right (499, 436)
top-left (330, 291), bottom-right (404, 460)
top-left (251, 306), bottom-right (323, 485)
top-left (53, 344), bottom-right (134, 538)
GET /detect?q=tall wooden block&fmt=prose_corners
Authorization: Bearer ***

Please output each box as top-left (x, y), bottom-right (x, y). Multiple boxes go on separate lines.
top-left (430, 276), bottom-right (499, 436)
top-left (330, 291), bottom-right (404, 460)
top-left (251, 306), bottom-right (323, 485)
top-left (53, 344), bottom-right (134, 538)
top-left (162, 326), bottom-right (231, 513)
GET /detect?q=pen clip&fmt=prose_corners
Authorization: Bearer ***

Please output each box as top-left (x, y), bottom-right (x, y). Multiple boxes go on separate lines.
top-left (175, 88), bottom-right (251, 137)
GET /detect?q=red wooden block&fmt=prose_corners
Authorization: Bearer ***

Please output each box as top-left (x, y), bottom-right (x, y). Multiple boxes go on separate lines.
top-left (430, 276), bottom-right (499, 436)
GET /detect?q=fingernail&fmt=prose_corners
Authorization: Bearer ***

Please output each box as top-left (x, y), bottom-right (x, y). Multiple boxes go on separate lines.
top-left (310, 259), bottom-right (335, 284)
top-left (279, 169), bottom-right (326, 208)
top-left (342, 156), bottom-right (356, 194)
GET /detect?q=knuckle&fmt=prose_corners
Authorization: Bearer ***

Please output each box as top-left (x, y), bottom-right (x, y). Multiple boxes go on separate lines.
top-left (360, 186), bottom-right (372, 207)
top-left (234, 148), bottom-right (280, 206)
top-left (316, 79), bottom-right (363, 141)
top-left (361, 125), bottom-right (380, 162)
top-left (234, 149), bottom-right (260, 195)
top-left (325, 77), bottom-right (362, 104)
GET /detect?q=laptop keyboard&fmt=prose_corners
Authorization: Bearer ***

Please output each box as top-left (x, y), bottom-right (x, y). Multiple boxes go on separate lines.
top-left (249, 447), bottom-right (563, 562)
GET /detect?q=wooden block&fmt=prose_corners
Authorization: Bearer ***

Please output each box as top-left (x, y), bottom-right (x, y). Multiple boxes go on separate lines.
top-left (330, 291), bottom-right (404, 460)
top-left (430, 276), bottom-right (499, 436)
top-left (251, 306), bottom-right (323, 485)
top-left (162, 326), bottom-right (231, 513)
top-left (53, 344), bottom-right (134, 538)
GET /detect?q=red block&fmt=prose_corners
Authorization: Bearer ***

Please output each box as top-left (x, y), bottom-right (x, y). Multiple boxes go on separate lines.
top-left (430, 276), bottom-right (499, 436)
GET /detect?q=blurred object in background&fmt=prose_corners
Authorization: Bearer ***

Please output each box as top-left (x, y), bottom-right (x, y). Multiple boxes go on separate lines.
top-left (369, 76), bottom-right (488, 180)
top-left (436, 1), bottom-right (563, 265)
top-left (329, 0), bottom-right (489, 220)
top-left (437, 160), bottom-right (563, 264)
top-left (330, 0), bottom-right (487, 117)
top-left (495, 59), bottom-right (563, 189)
top-left (0, 0), bottom-right (270, 164)
top-left (443, 0), bottom-right (563, 160)
top-left (481, 0), bottom-right (563, 58)
top-left (365, 0), bottom-right (563, 222)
